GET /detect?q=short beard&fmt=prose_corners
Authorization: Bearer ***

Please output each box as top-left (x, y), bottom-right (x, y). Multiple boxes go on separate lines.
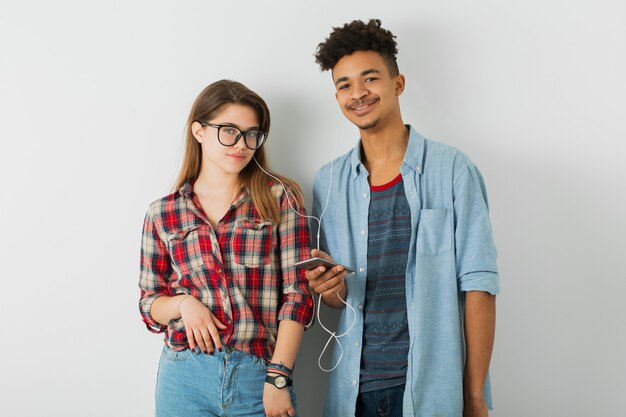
top-left (356, 118), bottom-right (379, 130)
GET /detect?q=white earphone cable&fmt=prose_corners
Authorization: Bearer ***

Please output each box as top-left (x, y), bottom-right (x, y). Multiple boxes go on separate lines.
top-left (252, 157), bottom-right (357, 371)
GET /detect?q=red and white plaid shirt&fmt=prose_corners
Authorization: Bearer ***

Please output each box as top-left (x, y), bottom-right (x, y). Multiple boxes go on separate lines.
top-left (139, 182), bottom-right (313, 361)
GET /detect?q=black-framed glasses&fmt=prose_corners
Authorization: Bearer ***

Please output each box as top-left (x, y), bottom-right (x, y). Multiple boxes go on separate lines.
top-left (197, 121), bottom-right (267, 150)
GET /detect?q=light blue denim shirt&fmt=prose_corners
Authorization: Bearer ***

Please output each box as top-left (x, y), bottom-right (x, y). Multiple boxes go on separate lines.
top-left (312, 126), bottom-right (499, 417)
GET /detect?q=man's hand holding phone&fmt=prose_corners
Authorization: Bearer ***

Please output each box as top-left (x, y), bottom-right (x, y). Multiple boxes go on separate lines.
top-left (302, 249), bottom-right (350, 309)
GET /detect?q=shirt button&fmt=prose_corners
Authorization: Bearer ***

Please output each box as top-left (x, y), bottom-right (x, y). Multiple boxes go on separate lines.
top-left (352, 380), bottom-right (358, 386)
top-left (355, 342), bottom-right (360, 347)
top-left (360, 230), bottom-right (366, 235)
top-left (358, 304), bottom-right (363, 310)
top-left (362, 193), bottom-right (368, 198)
top-left (359, 267), bottom-right (365, 273)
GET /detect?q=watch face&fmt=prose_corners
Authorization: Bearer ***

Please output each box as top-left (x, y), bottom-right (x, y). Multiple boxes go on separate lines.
top-left (275, 376), bottom-right (287, 388)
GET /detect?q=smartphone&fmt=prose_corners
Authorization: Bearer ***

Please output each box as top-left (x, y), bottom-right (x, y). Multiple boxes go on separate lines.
top-left (293, 257), bottom-right (354, 274)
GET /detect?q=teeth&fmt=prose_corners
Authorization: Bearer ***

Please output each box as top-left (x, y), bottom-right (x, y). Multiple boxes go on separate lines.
top-left (353, 103), bottom-right (372, 111)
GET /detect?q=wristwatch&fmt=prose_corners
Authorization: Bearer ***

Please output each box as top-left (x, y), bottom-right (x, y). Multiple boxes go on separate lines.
top-left (265, 374), bottom-right (292, 389)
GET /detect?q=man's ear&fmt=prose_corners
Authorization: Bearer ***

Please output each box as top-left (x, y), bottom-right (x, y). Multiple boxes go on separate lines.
top-left (191, 121), bottom-right (204, 143)
top-left (395, 74), bottom-right (406, 96)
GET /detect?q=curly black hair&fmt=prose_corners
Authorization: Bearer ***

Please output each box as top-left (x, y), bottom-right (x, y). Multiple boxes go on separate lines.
top-left (314, 19), bottom-right (399, 76)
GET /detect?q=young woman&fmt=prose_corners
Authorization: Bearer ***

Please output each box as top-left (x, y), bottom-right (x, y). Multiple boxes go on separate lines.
top-left (139, 80), bottom-right (313, 417)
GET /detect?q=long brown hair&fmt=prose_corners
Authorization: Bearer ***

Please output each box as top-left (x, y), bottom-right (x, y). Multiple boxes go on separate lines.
top-left (175, 80), bottom-right (303, 223)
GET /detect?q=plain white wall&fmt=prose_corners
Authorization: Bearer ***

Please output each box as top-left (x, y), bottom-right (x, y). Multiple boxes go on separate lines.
top-left (1, 0), bottom-right (625, 416)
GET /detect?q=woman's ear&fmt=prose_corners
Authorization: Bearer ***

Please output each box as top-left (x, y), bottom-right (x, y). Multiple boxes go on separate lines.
top-left (191, 121), bottom-right (204, 143)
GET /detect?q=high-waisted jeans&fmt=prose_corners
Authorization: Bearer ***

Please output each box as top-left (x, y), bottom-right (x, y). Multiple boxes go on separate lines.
top-left (155, 345), bottom-right (297, 417)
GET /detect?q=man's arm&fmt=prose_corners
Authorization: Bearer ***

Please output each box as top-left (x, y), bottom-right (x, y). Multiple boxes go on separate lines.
top-left (463, 291), bottom-right (496, 417)
top-left (307, 168), bottom-right (350, 308)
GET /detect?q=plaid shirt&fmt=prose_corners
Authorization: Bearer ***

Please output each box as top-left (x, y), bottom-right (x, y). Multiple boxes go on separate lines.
top-left (139, 182), bottom-right (313, 361)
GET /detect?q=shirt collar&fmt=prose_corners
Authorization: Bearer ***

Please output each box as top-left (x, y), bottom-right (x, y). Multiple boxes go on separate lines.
top-left (178, 181), bottom-right (194, 198)
top-left (349, 124), bottom-right (425, 178)
top-left (403, 125), bottom-right (424, 175)
top-left (349, 143), bottom-right (364, 178)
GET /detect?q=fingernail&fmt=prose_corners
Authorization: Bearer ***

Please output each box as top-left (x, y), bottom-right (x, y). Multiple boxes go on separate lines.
top-left (218, 347), bottom-right (222, 352)
top-left (209, 350), bottom-right (214, 355)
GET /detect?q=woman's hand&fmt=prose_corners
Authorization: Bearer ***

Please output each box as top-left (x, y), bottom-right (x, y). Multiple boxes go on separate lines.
top-left (263, 381), bottom-right (295, 417)
top-left (178, 295), bottom-right (227, 354)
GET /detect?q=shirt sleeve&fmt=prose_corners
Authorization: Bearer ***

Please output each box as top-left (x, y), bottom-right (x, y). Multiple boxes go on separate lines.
top-left (453, 161), bottom-right (500, 295)
top-left (276, 188), bottom-right (314, 327)
top-left (138, 206), bottom-right (172, 333)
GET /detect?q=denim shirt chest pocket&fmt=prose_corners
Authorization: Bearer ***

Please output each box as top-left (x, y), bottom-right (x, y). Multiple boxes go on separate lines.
top-left (233, 219), bottom-right (274, 268)
top-left (416, 207), bottom-right (453, 255)
top-left (166, 226), bottom-right (205, 278)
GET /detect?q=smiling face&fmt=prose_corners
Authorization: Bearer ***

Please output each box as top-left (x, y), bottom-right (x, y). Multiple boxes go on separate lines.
top-left (332, 50), bottom-right (405, 132)
top-left (191, 103), bottom-right (259, 177)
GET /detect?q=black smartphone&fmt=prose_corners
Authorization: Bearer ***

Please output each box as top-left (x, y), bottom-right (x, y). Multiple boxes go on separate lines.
top-left (293, 257), bottom-right (355, 274)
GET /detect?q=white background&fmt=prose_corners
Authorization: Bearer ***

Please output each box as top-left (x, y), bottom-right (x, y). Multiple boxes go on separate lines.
top-left (1, 1), bottom-right (625, 416)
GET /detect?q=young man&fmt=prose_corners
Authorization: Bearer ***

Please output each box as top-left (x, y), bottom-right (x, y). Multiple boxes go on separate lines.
top-left (305, 19), bottom-right (499, 417)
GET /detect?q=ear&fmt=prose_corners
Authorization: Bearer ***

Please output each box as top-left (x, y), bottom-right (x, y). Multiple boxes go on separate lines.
top-left (191, 121), bottom-right (205, 143)
top-left (394, 74), bottom-right (406, 96)
top-left (332, 72), bottom-right (340, 101)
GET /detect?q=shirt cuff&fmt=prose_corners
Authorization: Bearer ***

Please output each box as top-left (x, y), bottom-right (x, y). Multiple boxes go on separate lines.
top-left (459, 271), bottom-right (500, 295)
top-left (277, 293), bottom-right (314, 327)
top-left (139, 294), bottom-right (167, 333)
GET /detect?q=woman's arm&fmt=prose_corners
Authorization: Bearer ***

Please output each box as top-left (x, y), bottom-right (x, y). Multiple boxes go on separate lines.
top-left (269, 320), bottom-right (305, 370)
top-left (151, 294), bottom-right (227, 354)
top-left (263, 188), bottom-right (314, 416)
top-left (263, 320), bottom-right (305, 417)
top-left (140, 207), bottom-right (226, 353)
top-left (139, 208), bottom-right (171, 333)
top-left (150, 294), bottom-right (187, 325)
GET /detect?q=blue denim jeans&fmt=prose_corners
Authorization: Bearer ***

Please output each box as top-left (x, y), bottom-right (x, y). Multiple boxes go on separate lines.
top-left (355, 384), bottom-right (405, 417)
top-left (155, 346), bottom-right (297, 417)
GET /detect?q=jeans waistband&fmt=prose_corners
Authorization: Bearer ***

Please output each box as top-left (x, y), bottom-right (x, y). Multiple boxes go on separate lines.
top-left (189, 345), bottom-right (266, 365)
